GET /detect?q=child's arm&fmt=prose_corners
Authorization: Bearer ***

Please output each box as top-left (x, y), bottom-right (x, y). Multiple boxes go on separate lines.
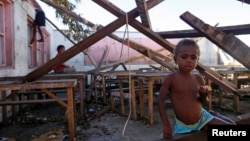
top-left (62, 63), bottom-right (69, 68)
top-left (158, 76), bottom-right (173, 139)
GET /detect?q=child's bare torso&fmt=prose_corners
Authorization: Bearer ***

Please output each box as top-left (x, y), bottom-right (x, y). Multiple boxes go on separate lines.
top-left (169, 73), bottom-right (203, 125)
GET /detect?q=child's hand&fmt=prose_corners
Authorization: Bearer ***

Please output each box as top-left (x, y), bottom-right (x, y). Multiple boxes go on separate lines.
top-left (198, 85), bottom-right (211, 104)
top-left (199, 85), bottom-right (211, 95)
top-left (163, 125), bottom-right (172, 139)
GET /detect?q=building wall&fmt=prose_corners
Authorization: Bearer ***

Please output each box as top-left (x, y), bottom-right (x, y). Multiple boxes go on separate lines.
top-left (0, 0), bottom-right (54, 77)
top-left (0, 0), bottom-right (55, 123)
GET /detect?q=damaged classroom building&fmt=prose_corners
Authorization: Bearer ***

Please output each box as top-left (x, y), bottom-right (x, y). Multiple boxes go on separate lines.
top-left (1, 0), bottom-right (250, 141)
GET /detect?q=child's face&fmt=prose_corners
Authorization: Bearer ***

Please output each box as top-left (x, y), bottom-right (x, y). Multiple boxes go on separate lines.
top-left (175, 45), bottom-right (199, 72)
top-left (58, 47), bottom-right (65, 53)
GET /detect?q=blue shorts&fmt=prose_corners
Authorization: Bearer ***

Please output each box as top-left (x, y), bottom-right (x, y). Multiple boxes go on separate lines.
top-left (174, 108), bottom-right (214, 134)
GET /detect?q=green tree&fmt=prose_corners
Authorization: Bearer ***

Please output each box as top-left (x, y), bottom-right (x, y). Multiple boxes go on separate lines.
top-left (52, 0), bottom-right (93, 42)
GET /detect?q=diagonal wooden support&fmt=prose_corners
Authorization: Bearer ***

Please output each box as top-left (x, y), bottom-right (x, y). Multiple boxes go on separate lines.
top-left (94, 47), bottom-right (108, 74)
top-left (237, 0), bottom-right (250, 4)
top-left (41, 89), bottom-right (68, 108)
top-left (93, 0), bottom-right (238, 94)
top-left (180, 11), bottom-right (250, 70)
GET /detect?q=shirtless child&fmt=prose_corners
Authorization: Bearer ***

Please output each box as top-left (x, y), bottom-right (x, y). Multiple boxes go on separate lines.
top-left (157, 39), bottom-right (236, 139)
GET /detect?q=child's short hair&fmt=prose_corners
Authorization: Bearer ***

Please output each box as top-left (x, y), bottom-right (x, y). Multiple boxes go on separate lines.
top-left (174, 39), bottom-right (200, 57)
top-left (57, 45), bottom-right (65, 52)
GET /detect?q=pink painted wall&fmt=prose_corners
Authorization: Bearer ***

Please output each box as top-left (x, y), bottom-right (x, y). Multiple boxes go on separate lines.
top-left (84, 37), bottom-right (179, 65)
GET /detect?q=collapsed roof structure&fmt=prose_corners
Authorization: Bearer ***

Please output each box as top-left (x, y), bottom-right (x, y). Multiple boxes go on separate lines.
top-left (22, 0), bottom-right (250, 96)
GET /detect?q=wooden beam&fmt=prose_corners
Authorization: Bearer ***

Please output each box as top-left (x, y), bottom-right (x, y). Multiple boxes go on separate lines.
top-left (93, 0), bottom-right (238, 95)
top-left (180, 11), bottom-right (250, 71)
top-left (135, 0), bottom-right (152, 29)
top-left (157, 24), bottom-right (250, 38)
top-left (94, 47), bottom-right (108, 74)
top-left (237, 0), bottom-right (250, 4)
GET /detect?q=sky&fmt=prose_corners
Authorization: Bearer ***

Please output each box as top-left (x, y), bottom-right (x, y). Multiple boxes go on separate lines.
top-left (37, 0), bottom-right (250, 44)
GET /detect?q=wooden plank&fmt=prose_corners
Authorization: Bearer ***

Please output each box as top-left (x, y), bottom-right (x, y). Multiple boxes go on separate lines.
top-left (157, 24), bottom-right (250, 38)
top-left (237, 0), bottom-right (250, 4)
top-left (41, 89), bottom-right (68, 108)
top-left (180, 11), bottom-right (250, 70)
top-left (67, 87), bottom-right (76, 141)
top-left (94, 46), bottom-right (108, 74)
top-left (1, 91), bottom-right (7, 125)
top-left (0, 79), bottom-right (77, 91)
top-left (22, 0), bottom-right (162, 82)
top-left (0, 98), bottom-right (68, 105)
top-left (135, 0), bottom-right (152, 29)
top-left (169, 131), bottom-right (207, 141)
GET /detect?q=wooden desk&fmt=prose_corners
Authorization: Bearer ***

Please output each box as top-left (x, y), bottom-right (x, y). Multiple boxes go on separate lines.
top-left (132, 72), bottom-right (170, 125)
top-left (42, 73), bottom-right (86, 118)
top-left (0, 73), bottom-right (87, 119)
top-left (217, 69), bottom-right (250, 88)
top-left (0, 79), bottom-right (77, 141)
top-left (93, 71), bottom-right (136, 103)
top-left (217, 69), bottom-right (250, 113)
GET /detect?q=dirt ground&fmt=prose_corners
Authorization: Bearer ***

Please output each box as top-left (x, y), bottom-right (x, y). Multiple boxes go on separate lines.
top-left (0, 94), bottom-right (250, 141)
